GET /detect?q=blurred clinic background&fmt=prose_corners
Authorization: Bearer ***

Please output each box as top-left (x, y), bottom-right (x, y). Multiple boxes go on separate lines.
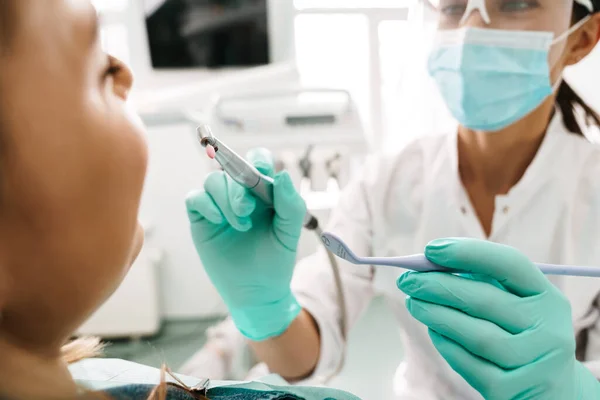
top-left (80, 1), bottom-right (600, 399)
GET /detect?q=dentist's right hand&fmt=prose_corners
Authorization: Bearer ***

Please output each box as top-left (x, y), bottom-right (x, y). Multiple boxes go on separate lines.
top-left (186, 148), bottom-right (307, 341)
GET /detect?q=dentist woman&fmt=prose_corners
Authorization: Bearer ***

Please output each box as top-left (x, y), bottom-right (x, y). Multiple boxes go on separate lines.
top-left (186, 1), bottom-right (600, 398)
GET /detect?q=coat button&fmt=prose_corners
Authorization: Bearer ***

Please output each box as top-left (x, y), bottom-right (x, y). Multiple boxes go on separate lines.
top-left (503, 206), bottom-right (510, 214)
top-left (460, 206), bottom-right (467, 215)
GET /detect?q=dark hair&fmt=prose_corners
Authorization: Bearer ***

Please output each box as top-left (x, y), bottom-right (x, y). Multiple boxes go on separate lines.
top-left (556, 2), bottom-right (600, 136)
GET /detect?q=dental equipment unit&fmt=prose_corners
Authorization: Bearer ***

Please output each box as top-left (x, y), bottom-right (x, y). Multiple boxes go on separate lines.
top-left (321, 232), bottom-right (600, 278)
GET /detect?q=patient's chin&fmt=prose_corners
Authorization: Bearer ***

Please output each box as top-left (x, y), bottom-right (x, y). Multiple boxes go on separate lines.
top-left (127, 224), bottom-right (145, 270)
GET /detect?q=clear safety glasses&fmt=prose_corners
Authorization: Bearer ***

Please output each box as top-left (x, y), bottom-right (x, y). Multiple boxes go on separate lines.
top-left (424, 0), bottom-right (594, 31)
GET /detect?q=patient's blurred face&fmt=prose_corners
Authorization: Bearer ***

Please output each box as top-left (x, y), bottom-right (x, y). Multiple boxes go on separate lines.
top-left (0, 0), bottom-right (148, 351)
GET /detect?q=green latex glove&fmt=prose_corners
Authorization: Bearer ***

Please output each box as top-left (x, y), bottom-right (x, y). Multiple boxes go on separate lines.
top-left (397, 238), bottom-right (600, 400)
top-left (186, 148), bottom-right (306, 341)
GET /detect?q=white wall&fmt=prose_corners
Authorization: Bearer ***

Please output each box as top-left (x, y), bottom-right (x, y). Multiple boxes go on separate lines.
top-left (566, 45), bottom-right (600, 111)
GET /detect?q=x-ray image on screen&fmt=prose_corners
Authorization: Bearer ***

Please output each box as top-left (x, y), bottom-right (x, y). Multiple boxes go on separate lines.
top-left (145, 0), bottom-right (270, 69)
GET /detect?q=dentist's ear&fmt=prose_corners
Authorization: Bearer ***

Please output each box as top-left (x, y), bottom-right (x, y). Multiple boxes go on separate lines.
top-left (567, 13), bottom-right (600, 66)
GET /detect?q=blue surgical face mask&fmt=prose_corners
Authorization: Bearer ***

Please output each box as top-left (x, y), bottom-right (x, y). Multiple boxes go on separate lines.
top-left (427, 18), bottom-right (590, 132)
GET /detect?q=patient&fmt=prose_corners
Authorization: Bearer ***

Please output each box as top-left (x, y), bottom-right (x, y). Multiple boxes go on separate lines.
top-left (0, 0), bottom-right (147, 397)
top-left (0, 1), bottom-right (358, 399)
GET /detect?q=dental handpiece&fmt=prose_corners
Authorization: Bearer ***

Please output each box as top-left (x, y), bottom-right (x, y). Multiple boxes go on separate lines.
top-left (197, 124), bottom-right (319, 230)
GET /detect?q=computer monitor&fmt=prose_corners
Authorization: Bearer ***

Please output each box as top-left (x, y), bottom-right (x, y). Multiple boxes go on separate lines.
top-left (144, 0), bottom-right (270, 69)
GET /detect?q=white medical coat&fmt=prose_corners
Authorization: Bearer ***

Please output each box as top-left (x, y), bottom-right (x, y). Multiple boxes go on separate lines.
top-left (291, 115), bottom-right (600, 400)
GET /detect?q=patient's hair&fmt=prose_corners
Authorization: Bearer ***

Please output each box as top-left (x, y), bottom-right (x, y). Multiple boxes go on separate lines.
top-left (62, 339), bottom-right (207, 400)
top-left (557, 2), bottom-right (600, 136)
top-left (61, 338), bottom-right (106, 364)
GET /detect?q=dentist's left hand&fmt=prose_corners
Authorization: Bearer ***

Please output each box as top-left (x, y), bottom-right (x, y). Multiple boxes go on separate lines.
top-left (397, 238), bottom-right (600, 400)
top-left (185, 148), bottom-right (307, 342)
